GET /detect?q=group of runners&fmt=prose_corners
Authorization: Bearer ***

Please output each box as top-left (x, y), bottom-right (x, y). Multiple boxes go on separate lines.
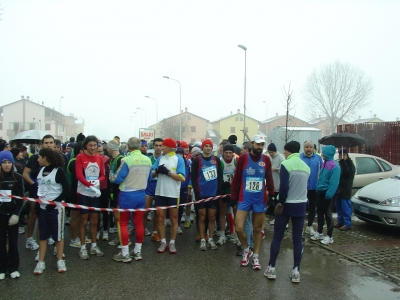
top-left (0, 131), bottom-right (348, 284)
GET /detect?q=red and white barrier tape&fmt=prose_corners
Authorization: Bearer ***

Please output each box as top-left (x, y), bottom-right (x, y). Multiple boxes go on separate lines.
top-left (0, 193), bottom-right (230, 213)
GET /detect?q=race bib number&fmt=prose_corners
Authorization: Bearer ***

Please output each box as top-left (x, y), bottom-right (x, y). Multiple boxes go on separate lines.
top-left (245, 177), bottom-right (263, 192)
top-left (0, 190), bottom-right (12, 202)
top-left (202, 166), bottom-right (217, 181)
top-left (223, 173), bottom-right (234, 183)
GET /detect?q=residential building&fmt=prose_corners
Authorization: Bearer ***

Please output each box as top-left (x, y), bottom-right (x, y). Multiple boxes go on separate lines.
top-left (260, 113), bottom-right (309, 143)
top-left (148, 107), bottom-right (209, 143)
top-left (308, 116), bottom-right (348, 137)
top-left (0, 96), bottom-right (82, 142)
top-left (210, 109), bottom-right (259, 144)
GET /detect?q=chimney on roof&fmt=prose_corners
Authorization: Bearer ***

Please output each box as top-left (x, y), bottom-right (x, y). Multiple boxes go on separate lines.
top-left (185, 107), bottom-right (188, 112)
top-left (27, 96), bottom-right (30, 100)
top-left (237, 109), bottom-right (240, 113)
top-left (373, 114), bottom-right (376, 118)
top-left (42, 102), bottom-right (44, 105)
top-left (276, 113), bottom-right (278, 117)
top-left (230, 111), bottom-right (232, 115)
top-left (21, 95), bottom-right (24, 100)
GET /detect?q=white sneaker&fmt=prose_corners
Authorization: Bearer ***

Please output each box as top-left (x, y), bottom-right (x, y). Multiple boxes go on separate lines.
top-left (19, 226), bottom-right (25, 234)
top-left (26, 238), bottom-right (39, 250)
top-left (34, 261), bottom-right (46, 275)
top-left (69, 237), bottom-right (81, 248)
top-left (320, 236), bottom-right (334, 245)
top-left (165, 218), bottom-right (171, 226)
top-left (264, 266), bottom-right (276, 279)
top-left (109, 227), bottom-right (118, 234)
top-left (79, 248), bottom-right (89, 260)
top-left (144, 228), bottom-right (151, 236)
top-left (216, 235), bottom-right (227, 245)
top-left (310, 232), bottom-right (324, 241)
top-left (269, 220), bottom-right (275, 225)
top-left (147, 212), bottom-right (153, 221)
top-left (177, 227), bottom-right (183, 234)
top-left (305, 226), bottom-right (316, 235)
top-left (35, 251), bottom-right (39, 262)
top-left (65, 217), bottom-right (71, 225)
top-left (53, 247), bottom-right (65, 258)
top-left (0, 273), bottom-right (5, 280)
top-left (10, 271), bottom-right (20, 279)
top-left (47, 237), bottom-right (55, 245)
top-left (57, 260), bottom-right (67, 273)
top-left (96, 231), bottom-right (100, 241)
top-left (102, 231), bottom-right (109, 241)
top-left (85, 236), bottom-right (92, 244)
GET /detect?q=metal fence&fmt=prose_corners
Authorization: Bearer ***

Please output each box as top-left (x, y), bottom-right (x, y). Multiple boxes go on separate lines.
top-left (337, 121), bottom-right (400, 165)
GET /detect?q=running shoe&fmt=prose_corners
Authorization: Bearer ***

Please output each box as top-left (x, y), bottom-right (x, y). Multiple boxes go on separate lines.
top-left (90, 246), bottom-right (105, 257)
top-left (147, 212), bottom-right (153, 221)
top-left (269, 220), bottom-right (275, 225)
top-left (10, 271), bottom-right (20, 279)
top-left (207, 239), bottom-right (218, 250)
top-left (240, 249), bottom-right (253, 267)
top-left (291, 271), bottom-right (300, 283)
top-left (96, 231), bottom-right (100, 241)
top-left (34, 251), bottom-right (39, 262)
top-left (180, 215), bottom-right (186, 223)
top-left (165, 218), bottom-right (171, 226)
top-left (85, 236), bottom-right (92, 244)
top-left (79, 248), bottom-right (89, 260)
top-left (113, 252), bottom-right (132, 263)
top-left (34, 261), bottom-right (46, 275)
top-left (252, 257), bottom-right (261, 270)
top-left (26, 239), bottom-right (39, 251)
top-left (199, 240), bottom-right (207, 251)
top-left (184, 221), bottom-right (191, 228)
top-left (69, 237), bottom-right (81, 248)
top-left (0, 273), bottom-right (5, 280)
top-left (169, 242), bottom-right (177, 254)
top-left (305, 226), bottom-right (316, 236)
top-left (53, 247), bottom-right (65, 258)
top-left (261, 231), bottom-right (265, 240)
top-left (102, 231), bottom-right (109, 241)
top-left (216, 235), bottom-right (226, 245)
top-left (47, 237), bottom-right (55, 245)
top-left (108, 237), bottom-right (119, 246)
top-left (109, 227), bottom-right (118, 234)
top-left (264, 266), bottom-right (276, 279)
top-left (177, 227), bottom-right (183, 235)
top-left (57, 260), bottom-right (67, 273)
top-left (157, 242), bottom-right (168, 253)
top-left (320, 236), bottom-right (334, 245)
top-left (18, 226), bottom-right (25, 234)
top-left (152, 232), bottom-right (161, 242)
top-left (310, 232), bottom-right (324, 241)
top-left (130, 251), bottom-right (142, 261)
top-left (144, 228), bottom-right (151, 236)
top-left (65, 217), bottom-right (71, 225)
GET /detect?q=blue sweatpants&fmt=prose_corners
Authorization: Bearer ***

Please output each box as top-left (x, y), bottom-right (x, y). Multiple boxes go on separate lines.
top-left (335, 198), bottom-right (352, 227)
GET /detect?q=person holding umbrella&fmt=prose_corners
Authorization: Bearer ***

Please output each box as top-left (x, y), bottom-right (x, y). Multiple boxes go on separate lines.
top-left (334, 149), bottom-right (356, 231)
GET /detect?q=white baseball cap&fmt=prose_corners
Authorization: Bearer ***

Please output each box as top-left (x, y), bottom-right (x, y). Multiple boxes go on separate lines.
top-left (251, 134), bottom-right (265, 143)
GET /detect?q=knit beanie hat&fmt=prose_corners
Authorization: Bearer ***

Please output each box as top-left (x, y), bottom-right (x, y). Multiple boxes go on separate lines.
top-left (284, 141), bottom-right (300, 154)
top-left (76, 133), bottom-right (85, 142)
top-left (163, 138), bottom-right (177, 148)
top-left (0, 141), bottom-right (9, 151)
top-left (176, 147), bottom-right (184, 155)
top-left (223, 144), bottom-right (234, 153)
top-left (0, 150), bottom-right (14, 164)
top-left (107, 140), bottom-right (120, 151)
top-left (201, 139), bottom-right (213, 150)
top-left (191, 147), bottom-right (202, 155)
top-left (228, 135), bottom-right (237, 144)
top-left (10, 148), bottom-right (21, 159)
top-left (267, 143), bottom-right (277, 152)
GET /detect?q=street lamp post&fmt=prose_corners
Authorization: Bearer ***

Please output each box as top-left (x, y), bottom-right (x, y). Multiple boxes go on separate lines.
top-left (163, 76), bottom-right (182, 140)
top-left (145, 96), bottom-right (158, 137)
top-left (136, 108), bottom-right (147, 128)
top-left (238, 45), bottom-right (247, 142)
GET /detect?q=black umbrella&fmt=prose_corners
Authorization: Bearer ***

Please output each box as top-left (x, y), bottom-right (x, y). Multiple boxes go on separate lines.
top-left (318, 132), bottom-right (366, 148)
top-left (10, 129), bottom-right (52, 144)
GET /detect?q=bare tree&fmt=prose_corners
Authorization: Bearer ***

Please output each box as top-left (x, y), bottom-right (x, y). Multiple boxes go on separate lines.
top-left (159, 117), bottom-right (190, 140)
top-left (303, 61), bottom-right (373, 134)
top-left (275, 83), bottom-right (300, 143)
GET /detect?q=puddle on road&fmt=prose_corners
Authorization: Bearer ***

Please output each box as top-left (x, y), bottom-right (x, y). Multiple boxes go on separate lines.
top-left (350, 277), bottom-right (400, 299)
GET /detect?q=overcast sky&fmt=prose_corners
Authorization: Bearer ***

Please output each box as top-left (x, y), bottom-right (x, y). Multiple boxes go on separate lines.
top-left (1, 0), bottom-right (399, 141)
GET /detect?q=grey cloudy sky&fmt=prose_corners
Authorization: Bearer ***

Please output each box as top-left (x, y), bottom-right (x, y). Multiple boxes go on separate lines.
top-left (1, 0), bottom-right (399, 141)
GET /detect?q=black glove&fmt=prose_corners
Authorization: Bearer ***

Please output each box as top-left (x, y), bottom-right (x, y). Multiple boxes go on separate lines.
top-left (230, 198), bottom-right (238, 207)
top-left (222, 181), bottom-right (231, 190)
top-left (157, 164), bottom-right (170, 175)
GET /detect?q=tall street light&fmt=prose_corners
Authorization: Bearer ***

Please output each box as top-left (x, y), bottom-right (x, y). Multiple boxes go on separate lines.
top-left (137, 108), bottom-right (147, 128)
top-left (163, 76), bottom-right (182, 140)
top-left (238, 45), bottom-right (247, 142)
top-left (145, 96), bottom-right (158, 136)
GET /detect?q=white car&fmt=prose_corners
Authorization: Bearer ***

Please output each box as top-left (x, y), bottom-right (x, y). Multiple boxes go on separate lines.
top-left (351, 173), bottom-right (400, 227)
top-left (334, 153), bottom-right (400, 192)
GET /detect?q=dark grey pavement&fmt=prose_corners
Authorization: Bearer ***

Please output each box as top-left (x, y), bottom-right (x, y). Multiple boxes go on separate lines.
top-left (1, 215), bottom-right (400, 300)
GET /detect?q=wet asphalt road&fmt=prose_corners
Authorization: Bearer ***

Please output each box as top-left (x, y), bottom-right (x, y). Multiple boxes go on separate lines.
top-left (1, 215), bottom-right (400, 300)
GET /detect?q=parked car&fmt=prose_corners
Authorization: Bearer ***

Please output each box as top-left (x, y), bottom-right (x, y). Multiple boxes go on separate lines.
top-left (351, 173), bottom-right (400, 227)
top-left (334, 153), bottom-right (400, 192)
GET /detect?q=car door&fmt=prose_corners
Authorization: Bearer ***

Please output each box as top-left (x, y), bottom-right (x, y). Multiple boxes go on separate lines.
top-left (353, 157), bottom-right (383, 189)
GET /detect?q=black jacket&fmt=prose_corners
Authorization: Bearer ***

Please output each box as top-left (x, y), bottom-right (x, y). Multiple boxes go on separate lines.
top-left (0, 172), bottom-right (24, 216)
top-left (337, 158), bottom-right (356, 199)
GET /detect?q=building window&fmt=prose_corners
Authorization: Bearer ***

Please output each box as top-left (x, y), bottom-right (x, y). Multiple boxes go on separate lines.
top-left (235, 116), bottom-right (243, 121)
top-left (29, 123), bottom-right (35, 130)
top-left (45, 124), bottom-right (51, 130)
top-left (45, 109), bottom-right (50, 117)
top-left (182, 115), bottom-right (191, 121)
top-left (230, 127), bottom-right (235, 133)
top-left (191, 126), bottom-right (196, 132)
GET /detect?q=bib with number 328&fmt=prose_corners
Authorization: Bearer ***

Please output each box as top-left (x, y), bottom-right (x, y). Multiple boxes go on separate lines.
top-left (202, 166), bottom-right (217, 181)
top-left (245, 177), bottom-right (263, 192)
